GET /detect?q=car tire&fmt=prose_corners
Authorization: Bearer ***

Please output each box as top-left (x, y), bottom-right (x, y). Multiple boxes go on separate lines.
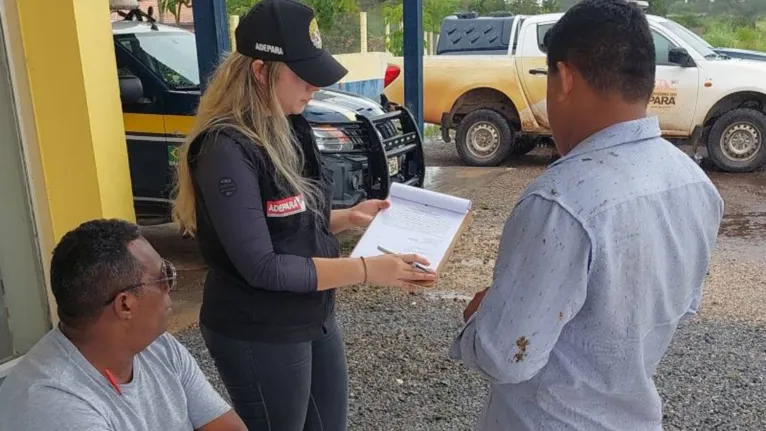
top-left (513, 136), bottom-right (540, 156)
top-left (707, 108), bottom-right (766, 173)
top-left (455, 109), bottom-right (514, 166)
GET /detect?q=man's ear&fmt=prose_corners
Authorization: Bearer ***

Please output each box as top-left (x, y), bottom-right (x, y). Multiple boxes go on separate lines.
top-left (554, 61), bottom-right (574, 102)
top-left (112, 292), bottom-right (138, 320)
top-left (250, 60), bottom-right (268, 86)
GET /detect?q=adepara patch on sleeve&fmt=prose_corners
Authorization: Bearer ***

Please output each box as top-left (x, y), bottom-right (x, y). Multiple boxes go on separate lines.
top-left (266, 195), bottom-right (306, 217)
top-left (218, 177), bottom-right (237, 197)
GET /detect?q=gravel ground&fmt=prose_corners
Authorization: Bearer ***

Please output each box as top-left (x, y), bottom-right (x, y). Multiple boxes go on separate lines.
top-left (174, 140), bottom-right (766, 430)
top-left (178, 293), bottom-right (766, 431)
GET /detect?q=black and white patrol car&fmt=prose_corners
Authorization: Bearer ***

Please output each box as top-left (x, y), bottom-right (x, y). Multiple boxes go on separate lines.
top-left (112, 9), bottom-right (425, 223)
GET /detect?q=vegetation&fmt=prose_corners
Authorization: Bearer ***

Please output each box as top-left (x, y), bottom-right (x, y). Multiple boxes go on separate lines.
top-left (151, 0), bottom-right (765, 55)
top-left (672, 14), bottom-right (766, 51)
top-left (375, 0), bottom-right (766, 55)
top-left (157, 0), bottom-right (192, 25)
top-left (226, 0), bottom-right (364, 53)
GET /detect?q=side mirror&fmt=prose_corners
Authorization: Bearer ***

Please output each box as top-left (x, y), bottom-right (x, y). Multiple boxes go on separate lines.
top-left (118, 74), bottom-right (145, 104)
top-left (668, 47), bottom-right (695, 67)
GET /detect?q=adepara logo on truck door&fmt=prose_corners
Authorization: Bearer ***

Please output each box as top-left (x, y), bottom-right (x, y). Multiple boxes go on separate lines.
top-left (650, 79), bottom-right (678, 108)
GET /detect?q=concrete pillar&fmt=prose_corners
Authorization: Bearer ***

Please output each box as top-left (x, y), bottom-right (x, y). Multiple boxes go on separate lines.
top-left (385, 24), bottom-right (391, 52)
top-left (192, 0), bottom-right (231, 89)
top-left (403, 0), bottom-right (424, 131)
top-left (360, 12), bottom-right (368, 53)
top-left (229, 15), bottom-right (240, 51)
top-left (429, 32), bottom-right (435, 55)
top-left (15, 0), bottom-right (136, 241)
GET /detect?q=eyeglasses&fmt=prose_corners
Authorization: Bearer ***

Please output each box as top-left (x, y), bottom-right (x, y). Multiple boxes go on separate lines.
top-left (103, 259), bottom-right (178, 306)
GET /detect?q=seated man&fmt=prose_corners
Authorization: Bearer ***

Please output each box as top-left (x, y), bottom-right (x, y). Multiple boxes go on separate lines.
top-left (0, 219), bottom-right (246, 431)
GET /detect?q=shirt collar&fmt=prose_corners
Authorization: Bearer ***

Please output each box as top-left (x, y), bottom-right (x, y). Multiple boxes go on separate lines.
top-left (549, 116), bottom-right (661, 168)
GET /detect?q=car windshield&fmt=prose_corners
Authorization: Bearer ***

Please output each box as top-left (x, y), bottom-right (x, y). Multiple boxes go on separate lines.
top-left (658, 20), bottom-right (721, 59)
top-left (116, 31), bottom-right (200, 89)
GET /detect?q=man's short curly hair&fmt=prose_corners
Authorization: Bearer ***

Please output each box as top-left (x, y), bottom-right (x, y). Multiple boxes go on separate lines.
top-left (545, 0), bottom-right (656, 102)
top-left (50, 219), bottom-right (143, 326)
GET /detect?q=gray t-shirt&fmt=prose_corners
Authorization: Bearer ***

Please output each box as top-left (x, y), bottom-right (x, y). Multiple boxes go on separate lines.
top-left (0, 328), bottom-right (230, 430)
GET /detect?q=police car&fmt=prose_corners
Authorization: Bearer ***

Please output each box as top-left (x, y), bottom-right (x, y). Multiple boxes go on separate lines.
top-left (112, 11), bottom-right (425, 223)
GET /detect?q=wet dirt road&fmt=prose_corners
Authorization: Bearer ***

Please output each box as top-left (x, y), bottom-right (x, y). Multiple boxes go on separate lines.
top-left (147, 142), bottom-right (765, 324)
top-left (422, 141), bottom-right (766, 320)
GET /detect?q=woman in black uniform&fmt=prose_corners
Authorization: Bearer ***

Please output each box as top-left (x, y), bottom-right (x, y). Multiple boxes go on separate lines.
top-left (171, 1), bottom-right (436, 430)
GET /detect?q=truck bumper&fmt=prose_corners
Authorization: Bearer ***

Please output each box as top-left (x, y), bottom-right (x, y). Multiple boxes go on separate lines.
top-left (323, 106), bottom-right (427, 208)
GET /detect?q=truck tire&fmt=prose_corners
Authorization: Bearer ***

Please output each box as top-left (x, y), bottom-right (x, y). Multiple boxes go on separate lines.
top-left (455, 109), bottom-right (514, 166)
top-left (707, 108), bottom-right (766, 173)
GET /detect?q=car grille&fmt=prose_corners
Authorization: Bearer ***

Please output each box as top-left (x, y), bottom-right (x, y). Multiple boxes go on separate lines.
top-left (342, 120), bottom-right (400, 149)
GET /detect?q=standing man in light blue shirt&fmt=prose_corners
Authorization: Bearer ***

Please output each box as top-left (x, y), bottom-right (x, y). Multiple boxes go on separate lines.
top-left (449, 1), bottom-right (724, 430)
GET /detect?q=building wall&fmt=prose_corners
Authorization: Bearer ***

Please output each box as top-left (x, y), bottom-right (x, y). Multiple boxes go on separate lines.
top-left (330, 51), bottom-right (391, 100)
top-left (0, 0), bottom-right (137, 345)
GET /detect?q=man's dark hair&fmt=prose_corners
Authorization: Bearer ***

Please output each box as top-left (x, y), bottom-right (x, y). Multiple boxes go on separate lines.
top-left (545, 0), bottom-right (656, 102)
top-left (50, 219), bottom-right (144, 326)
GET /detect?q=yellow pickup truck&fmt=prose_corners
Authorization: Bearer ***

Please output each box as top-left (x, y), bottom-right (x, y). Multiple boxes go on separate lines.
top-left (383, 12), bottom-right (766, 173)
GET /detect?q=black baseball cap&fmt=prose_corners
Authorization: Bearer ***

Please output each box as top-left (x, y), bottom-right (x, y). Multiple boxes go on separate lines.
top-left (235, 0), bottom-right (349, 88)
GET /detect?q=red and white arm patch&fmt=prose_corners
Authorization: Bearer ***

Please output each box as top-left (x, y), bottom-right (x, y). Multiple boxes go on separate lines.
top-left (266, 195), bottom-right (307, 217)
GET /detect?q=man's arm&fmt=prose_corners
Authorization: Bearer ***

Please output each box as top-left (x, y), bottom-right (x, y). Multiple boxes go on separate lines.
top-left (197, 410), bottom-right (247, 431)
top-left (166, 334), bottom-right (246, 431)
top-left (450, 194), bottom-right (591, 385)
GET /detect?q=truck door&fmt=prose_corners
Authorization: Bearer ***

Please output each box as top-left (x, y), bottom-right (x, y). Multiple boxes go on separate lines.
top-left (649, 29), bottom-right (700, 136)
top-left (517, 20), bottom-right (556, 131)
top-left (115, 35), bottom-right (181, 219)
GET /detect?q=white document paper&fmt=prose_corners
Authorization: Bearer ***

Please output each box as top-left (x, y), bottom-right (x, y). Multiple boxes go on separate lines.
top-left (350, 183), bottom-right (472, 272)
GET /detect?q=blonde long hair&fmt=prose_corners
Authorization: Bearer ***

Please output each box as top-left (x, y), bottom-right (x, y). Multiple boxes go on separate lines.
top-left (172, 52), bottom-right (322, 236)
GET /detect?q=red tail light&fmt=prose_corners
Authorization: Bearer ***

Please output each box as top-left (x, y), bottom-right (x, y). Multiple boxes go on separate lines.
top-left (384, 65), bottom-right (401, 88)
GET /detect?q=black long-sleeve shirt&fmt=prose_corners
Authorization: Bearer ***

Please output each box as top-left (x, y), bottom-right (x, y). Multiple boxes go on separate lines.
top-left (190, 116), bottom-right (340, 343)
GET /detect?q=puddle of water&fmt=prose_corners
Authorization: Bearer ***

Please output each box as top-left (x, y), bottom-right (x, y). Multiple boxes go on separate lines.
top-left (719, 212), bottom-right (766, 239)
top-left (424, 166), bottom-right (515, 197)
top-left (710, 171), bottom-right (766, 190)
top-left (423, 166), bottom-right (443, 190)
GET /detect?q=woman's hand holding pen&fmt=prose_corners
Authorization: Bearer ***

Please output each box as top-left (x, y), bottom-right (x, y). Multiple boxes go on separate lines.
top-left (363, 253), bottom-right (437, 288)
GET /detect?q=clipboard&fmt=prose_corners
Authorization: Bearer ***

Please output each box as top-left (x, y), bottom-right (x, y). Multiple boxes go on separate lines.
top-left (350, 183), bottom-right (473, 287)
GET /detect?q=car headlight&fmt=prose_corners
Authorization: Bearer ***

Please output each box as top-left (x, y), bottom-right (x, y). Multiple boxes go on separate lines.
top-left (313, 126), bottom-right (354, 153)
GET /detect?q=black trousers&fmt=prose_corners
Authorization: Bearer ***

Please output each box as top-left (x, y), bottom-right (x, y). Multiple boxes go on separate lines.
top-left (200, 319), bottom-right (349, 431)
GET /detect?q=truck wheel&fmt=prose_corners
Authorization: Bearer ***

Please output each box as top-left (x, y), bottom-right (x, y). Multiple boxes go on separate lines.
top-left (456, 109), bottom-right (514, 166)
top-left (707, 108), bottom-right (766, 173)
top-left (513, 136), bottom-right (540, 156)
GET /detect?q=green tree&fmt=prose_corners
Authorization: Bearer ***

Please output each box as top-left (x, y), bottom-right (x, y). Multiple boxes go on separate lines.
top-left (227, 0), bottom-right (254, 16)
top-left (647, 0), bottom-right (668, 16)
top-left (382, 0), bottom-right (548, 54)
top-left (509, 0), bottom-right (543, 14)
top-left (227, 0), bottom-right (361, 53)
top-left (158, 0), bottom-right (192, 25)
top-left (540, 0), bottom-right (560, 13)
top-left (227, 0), bottom-right (359, 28)
top-left (382, 0), bottom-right (460, 55)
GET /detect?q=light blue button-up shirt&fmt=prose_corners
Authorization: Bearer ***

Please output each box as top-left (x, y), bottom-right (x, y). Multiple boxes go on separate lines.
top-left (450, 117), bottom-right (724, 431)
